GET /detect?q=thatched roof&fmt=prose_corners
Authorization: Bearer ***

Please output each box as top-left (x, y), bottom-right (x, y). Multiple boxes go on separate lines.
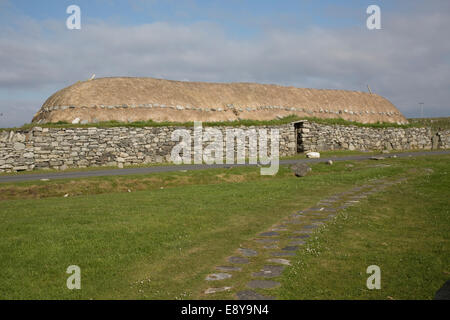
top-left (32, 77), bottom-right (407, 124)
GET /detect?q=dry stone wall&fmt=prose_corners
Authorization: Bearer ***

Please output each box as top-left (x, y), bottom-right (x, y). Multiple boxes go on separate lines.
top-left (0, 122), bottom-right (448, 173)
top-left (0, 124), bottom-right (295, 172)
top-left (297, 121), bottom-right (448, 152)
top-left (436, 130), bottom-right (450, 149)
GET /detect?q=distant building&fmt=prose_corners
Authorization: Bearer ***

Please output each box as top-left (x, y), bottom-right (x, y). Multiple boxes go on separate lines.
top-left (32, 77), bottom-right (407, 125)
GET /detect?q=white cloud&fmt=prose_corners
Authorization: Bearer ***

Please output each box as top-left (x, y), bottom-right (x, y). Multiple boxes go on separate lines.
top-left (0, 2), bottom-right (449, 126)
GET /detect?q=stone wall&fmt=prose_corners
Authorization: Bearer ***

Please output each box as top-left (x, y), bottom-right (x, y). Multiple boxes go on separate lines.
top-left (436, 130), bottom-right (450, 149)
top-left (297, 121), bottom-right (449, 152)
top-left (1, 122), bottom-right (448, 173)
top-left (0, 124), bottom-right (295, 172)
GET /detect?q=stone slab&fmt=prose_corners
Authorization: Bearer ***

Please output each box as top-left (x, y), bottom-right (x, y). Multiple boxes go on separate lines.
top-left (271, 228), bottom-right (288, 232)
top-left (270, 251), bottom-right (295, 257)
top-left (290, 234), bottom-right (310, 239)
top-left (284, 220), bottom-right (304, 225)
top-left (263, 244), bottom-right (279, 249)
top-left (293, 230), bottom-right (313, 234)
top-left (238, 248), bottom-right (258, 257)
top-left (289, 240), bottom-right (306, 246)
top-left (259, 231), bottom-right (279, 237)
top-left (247, 280), bottom-right (281, 289)
top-left (228, 256), bottom-right (249, 264)
top-left (254, 238), bottom-right (279, 243)
top-left (205, 287), bottom-right (232, 294)
top-left (216, 266), bottom-right (242, 272)
top-left (236, 290), bottom-right (276, 300)
top-left (282, 245), bottom-right (300, 251)
top-left (267, 258), bottom-right (291, 266)
top-left (205, 273), bottom-right (232, 281)
top-left (252, 265), bottom-right (285, 278)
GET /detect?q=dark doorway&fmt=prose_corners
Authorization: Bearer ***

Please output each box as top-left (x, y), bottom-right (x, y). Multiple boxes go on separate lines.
top-left (293, 121), bottom-right (305, 153)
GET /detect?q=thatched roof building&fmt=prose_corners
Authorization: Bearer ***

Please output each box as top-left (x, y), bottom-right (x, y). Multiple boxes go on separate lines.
top-left (32, 77), bottom-right (407, 124)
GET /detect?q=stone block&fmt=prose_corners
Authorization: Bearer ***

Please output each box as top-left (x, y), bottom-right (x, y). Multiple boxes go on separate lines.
top-left (13, 142), bottom-right (25, 150)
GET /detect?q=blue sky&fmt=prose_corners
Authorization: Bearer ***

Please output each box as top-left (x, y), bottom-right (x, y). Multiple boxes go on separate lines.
top-left (4, 0), bottom-right (405, 36)
top-left (5, 1), bottom-right (381, 26)
top-left (0, 0), bottom-right (449, 126)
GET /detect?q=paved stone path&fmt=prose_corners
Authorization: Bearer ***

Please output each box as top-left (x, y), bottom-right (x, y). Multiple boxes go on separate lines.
top-left (203, 177), bottom-right (408, 299)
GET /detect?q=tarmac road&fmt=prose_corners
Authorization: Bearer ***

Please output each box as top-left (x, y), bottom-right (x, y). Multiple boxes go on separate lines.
top-left (0, 150), bottom-right (449, 183)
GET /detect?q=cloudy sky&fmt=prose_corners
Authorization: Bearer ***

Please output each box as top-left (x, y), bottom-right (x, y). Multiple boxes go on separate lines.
top-left (0, 0), bottom-right (449, 127)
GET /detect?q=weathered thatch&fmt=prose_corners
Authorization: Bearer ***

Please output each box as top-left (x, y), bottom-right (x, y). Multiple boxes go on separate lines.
top-left (32, 77), bottom-right (407, 124)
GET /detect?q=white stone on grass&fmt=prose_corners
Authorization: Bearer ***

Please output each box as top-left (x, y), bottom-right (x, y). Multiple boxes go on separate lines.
top-left (205, 273), bottom-right (232, 281)
top-left (266, 258), bottom-right (291, 266)
top-left (204, 287), bottom-right (232, 294)
top-left (306, 152), bottom-right (320, 159)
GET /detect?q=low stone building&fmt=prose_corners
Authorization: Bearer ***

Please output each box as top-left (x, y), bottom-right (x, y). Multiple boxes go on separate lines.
top-left (32, 77), bottom-right (407, 125)
top-left (1, 77), bottom-right (446, 173)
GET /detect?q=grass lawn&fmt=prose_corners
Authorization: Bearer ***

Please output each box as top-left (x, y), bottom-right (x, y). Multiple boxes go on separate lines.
top-left (277, 155), bottom-right (450, 299)
top-left (0, 154), bottom-right (448, 299)
top-left (0, 150), bottom-right (392, 200)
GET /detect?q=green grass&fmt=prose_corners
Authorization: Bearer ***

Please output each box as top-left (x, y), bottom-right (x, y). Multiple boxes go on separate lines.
top-left (0, 166), bottom-right (294, 201)
top-left (0, 155), bottom-right (448, 299)
top-left (284, 149), bottom-right (441, 160)
top-left (1, 115), bottom-right (424, 131)
top-left (1, 115), bottom-right (300, 131)
top-left (300, 117), bottom-right (419, 128)
top-left (408, 117), bottom-right (450, 131)
top-left (0, 150), bottom-right (425, 200)
top-left (277, 156), bottom-right (450, 299)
